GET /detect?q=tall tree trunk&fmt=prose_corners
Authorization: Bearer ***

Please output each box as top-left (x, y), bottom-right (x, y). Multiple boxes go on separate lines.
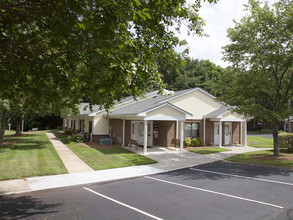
top-left (0, 109), bottom-right (7, 141)
top-left (272, 120), bottom-right (279, 156)
top-left (15, 116), bottom-right (22, 135)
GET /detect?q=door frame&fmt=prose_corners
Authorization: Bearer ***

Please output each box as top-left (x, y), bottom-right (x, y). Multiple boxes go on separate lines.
top-left (224, 122), bottom-right (232, 145)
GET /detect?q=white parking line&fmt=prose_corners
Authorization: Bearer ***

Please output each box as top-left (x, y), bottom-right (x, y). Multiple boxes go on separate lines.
top-left (190, 168), bottom-right (293, 186)
top-left (83, 187), bottom-right (164, 220)
top-left (145, 176), bottom-right (283, 209)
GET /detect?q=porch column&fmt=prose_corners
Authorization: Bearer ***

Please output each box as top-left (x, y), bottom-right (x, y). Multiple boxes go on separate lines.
top-left (219, 120), bottom-right (222, 147)
top-left (244, 120), bottom-right (247, 146)
top-left (203, 117), bottom-right (206, 145)
top-left (176, 120), bottom-right (178, 139)
top-left (240, 121), bottom-right (243, 145)
top-left (122, 118), bottom-right (125, 146)
top-left (144, 120), bottom-right (148, 154)
top-left (180, 120), bottom-right (184, 151)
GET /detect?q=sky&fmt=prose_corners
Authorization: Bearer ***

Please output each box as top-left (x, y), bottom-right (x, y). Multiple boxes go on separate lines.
top-left (176, 0), bottom-right (275, 67)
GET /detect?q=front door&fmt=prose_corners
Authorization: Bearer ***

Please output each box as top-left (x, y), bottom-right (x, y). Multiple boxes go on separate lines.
top-left (224, 123), bottom-right (232, 145)
top-left (131, 121), bottom-right (153, 146)
top-left (214, 122), bottom-right (220, 146)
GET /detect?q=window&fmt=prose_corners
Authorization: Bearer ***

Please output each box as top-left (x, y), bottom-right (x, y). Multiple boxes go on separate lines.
top-left (184, 123), bottom-right (199, 138)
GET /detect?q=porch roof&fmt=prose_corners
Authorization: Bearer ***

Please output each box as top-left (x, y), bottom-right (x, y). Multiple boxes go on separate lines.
top-left (107, 101), bottom-right (192, 120)
top-left (204, 106), bottom-right (233, 118)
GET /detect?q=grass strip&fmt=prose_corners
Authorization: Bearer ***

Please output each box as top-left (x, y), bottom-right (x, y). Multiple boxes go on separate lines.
top-left (226, 150), bottom-right (293, 168)
top-left (247, 136), bottom-right (273, 148)
top-left (189, 147), bottom-right (231, 155)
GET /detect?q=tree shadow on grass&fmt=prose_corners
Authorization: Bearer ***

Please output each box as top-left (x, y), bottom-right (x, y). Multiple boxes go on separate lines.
top-left (0, 195), bottom-right (61, 220)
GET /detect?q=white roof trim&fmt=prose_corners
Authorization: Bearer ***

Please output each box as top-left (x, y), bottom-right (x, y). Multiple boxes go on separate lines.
top-left (137, 102), bottom-right (193, 117)
top-left (159, 87), bottom-right (216, 104)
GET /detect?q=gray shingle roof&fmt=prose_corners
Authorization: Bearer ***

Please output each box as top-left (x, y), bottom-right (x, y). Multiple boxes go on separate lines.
top-left (204, 106), bottom-right (233, 118)
top-left (108, 88), bottom-right (195, 116)
top-left (78, 91), bottom-right (157, 115)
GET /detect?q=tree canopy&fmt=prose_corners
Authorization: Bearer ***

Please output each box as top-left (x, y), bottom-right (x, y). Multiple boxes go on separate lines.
top-left (220, 0), bottom-right (293, 156)
top-left (0, 0), bottom-right (217, 139)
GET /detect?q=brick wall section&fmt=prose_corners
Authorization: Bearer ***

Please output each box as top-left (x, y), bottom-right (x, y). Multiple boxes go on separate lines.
top-left (205, 119), bottom-right (214, 146)
top-left (152, 121), bottom-right (176, 147)
top-left (232, 122), bottom-right (240, 144)
top-left (109, 119), bottom-right (123, 144)
top-left (125, 120), bottom-right (131, 146)
top-left (166, 121), bottom-right (176, 147)
top-left (92, 134), bottom-right (109, 142)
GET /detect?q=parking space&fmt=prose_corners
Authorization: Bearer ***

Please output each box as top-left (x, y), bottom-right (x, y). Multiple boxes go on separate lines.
top-left (1, 161), bottom-right (293, 219)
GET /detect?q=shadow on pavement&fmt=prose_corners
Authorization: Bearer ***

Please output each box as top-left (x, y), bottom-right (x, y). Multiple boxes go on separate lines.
top-left (0, 195), bottom-right (60, 220)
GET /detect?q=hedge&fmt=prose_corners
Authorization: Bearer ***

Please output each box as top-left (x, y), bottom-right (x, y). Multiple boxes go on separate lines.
top-left (278, 133), bottom-right (293, 152)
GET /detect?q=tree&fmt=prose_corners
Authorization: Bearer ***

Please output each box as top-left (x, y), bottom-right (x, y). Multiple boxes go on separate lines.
top-left (221, 0), bottom-right (293, 156)
top-left (0, 0), bottom-right (217, 139)
top-left (160, 57), bottom-right (225, 95)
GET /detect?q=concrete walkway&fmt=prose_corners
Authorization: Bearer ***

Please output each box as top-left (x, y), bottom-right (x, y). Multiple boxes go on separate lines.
top-left (46, 133), bottom-right (94, 173)
top-left (0, 141), bottom-right (269, 195)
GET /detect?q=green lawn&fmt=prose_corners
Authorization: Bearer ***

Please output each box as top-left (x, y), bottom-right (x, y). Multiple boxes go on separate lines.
top-left (247, 136), bottom-right (273, 148)
top-left (0, 130), bottom-right (67, 180)
top-left (66, 143), bottom-right (157, 170)
top-left (226, 150), bottom-right (293, 168)
top-left (50, 129), bottom-right (157, 170)
top-left (189, 147), bottom-right (231, 155)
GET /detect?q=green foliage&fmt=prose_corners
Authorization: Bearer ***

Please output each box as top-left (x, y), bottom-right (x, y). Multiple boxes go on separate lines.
top-left (279, 133), bottom-right (293, 152)
top-left (220, 0), bottom-right (293, 156)
top-left (184, 137), bottom-right (191, 147)
top-left (64, 129), bottom-right (72, 136)
top-left (161, 58), bottom-right (225, 96)
top-left (198, 138), bottom-right (204, 146)
top-left (72, 133), bottom-right (88, 143)
top-left (191, 138), bottom-right (197, 147)
top-left (1, 0), bottom-right (217, 110)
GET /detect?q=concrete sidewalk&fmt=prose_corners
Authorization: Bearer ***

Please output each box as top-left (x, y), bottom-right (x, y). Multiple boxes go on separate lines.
top-left (0, 141), bottom-right (267, 195)
top-left (46, 133), bottom-right (93, 173)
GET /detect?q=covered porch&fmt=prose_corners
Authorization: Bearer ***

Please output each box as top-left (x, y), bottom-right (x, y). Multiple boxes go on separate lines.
top-left (204, 106), bottom-right (247, 147)
top-left (108, 103), bottom-right (192, 154)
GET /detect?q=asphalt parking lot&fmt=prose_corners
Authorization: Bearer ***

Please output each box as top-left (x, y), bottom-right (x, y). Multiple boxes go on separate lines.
top-left (1, 161), bottom-right (293, 220)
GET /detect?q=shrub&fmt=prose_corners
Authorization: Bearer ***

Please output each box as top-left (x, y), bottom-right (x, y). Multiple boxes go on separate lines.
top-left (72, 133), bottom-right (88, 143)
top-left (191, 138), bottom-right (197, 147)
top-left (57, 126), bottom-right (62, 130)
top-left (279, 133), bottom-right (293, 152)
top-left (198, 138), bottom-right (204, 146)
top-left (64, 129), bottom-right (71, 136)
top-left (184, 137), bottom-right (191, 147)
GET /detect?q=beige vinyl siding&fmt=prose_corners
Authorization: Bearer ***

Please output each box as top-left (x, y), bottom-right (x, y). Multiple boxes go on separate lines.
top-left (222, 112), bottom-right (244, 121)
top-left (146, 105), bottom-right (186, 118)
top-left (94, 112), bottom-right (109, 134)
top-left (169, 90), bottom-right (223, 119)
